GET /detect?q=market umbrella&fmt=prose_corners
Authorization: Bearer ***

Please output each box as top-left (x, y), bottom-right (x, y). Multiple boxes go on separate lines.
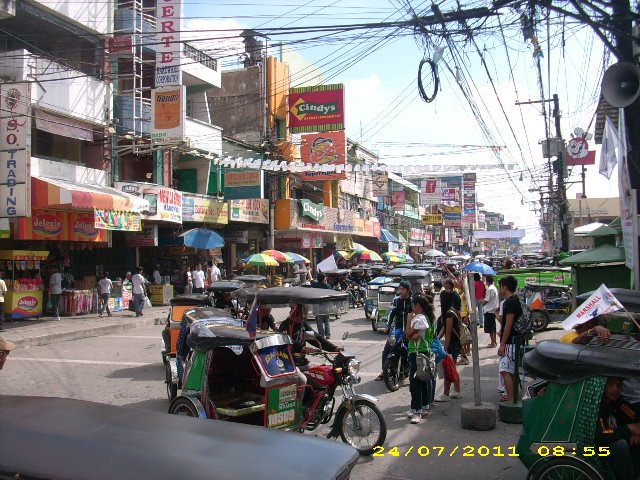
top-left (245, 253), bottom-right (279, 267)
top-left (359, 250), bottom-right (383, 262)
top-left (179, 228), bottom-right (225, 249)
top-left (404, 254), bottom-right (414, 262)
top-left (334, 250), bottom-right (353, 260)
top-left (286, 252), bottom-right (310, 264)
top-left (424, 249), bottom-right (446, 257)
top-left (382, 251), bottom-right (405, 263)
top-left (446, 251), bottom-right (459, 256)
top-left (351, 242), bottom-right (367, 253)
top-left (464, 261), bottom-right (496, 276)
top-left (261, 250), bottom-right (294, 263)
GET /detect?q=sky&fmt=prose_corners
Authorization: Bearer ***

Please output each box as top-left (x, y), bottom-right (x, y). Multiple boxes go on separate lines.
top-left (182, 0), bottom-right (620, 244)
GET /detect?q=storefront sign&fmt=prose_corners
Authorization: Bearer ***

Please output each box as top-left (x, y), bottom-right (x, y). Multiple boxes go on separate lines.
top-left (0, 84), bottom-right (31, 217)
top-left (115, 182), bottom-right (183, 224)
top-left (567, 129), bottom-right (596, 166)
top-left (299, 199), bottom-right (324, 222)
top-left (424, 232), bottom-right (433, 247)
top-left (300, 131), bottom-right (347, 181)
top-left (17, 210), bottom-right (108, 242)
top-left (372, 174), bottom-right (388, 196)
top-left (392, 191), bottom-right (406, 211)
top-left (224, 170), bottom-right (263, 200)
top-left (420, 178), bottom-right (441, 206)
top-left (125, 224), bottom-right (158, 247)
top-left (441, 188), bottom-right (458, 202)
top-left (229, 198), bottom-right (269, 224)
top-left (444, 205), bottom-right (462, 214)
top-left (182, 195), bottom-right (228, 224)
top-left (223, 230), bottom-right (248, 243)
top-left (151, 86), bottom-right (185, 145)
top-left (301, 232), bottom-right (312, 248)
top-left (422, 214), bottom-right (443, 225)
top-left (155, 0), bottom-right (182, 87)
top-left (372, 221), bottom-right (381, 238)
top-left (410, 228), bottom-right (424, 241)
top-left (289, 83), bottom-right (345, 133)
top-left (94, 209), bottom-right (142, 231)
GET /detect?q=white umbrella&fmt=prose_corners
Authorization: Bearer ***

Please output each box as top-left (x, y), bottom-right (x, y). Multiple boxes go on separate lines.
top-left (424, 249), bottom-right (446, 257)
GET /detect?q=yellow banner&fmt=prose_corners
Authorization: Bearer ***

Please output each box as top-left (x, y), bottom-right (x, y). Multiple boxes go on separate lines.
top-left (422, 214), bottom-right (443, 225)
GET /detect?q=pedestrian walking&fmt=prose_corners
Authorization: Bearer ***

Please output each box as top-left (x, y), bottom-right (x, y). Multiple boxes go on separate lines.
top-left (311, 272), bottom-right (332, 339)
top-left (183, 266), bottom-right (193, 294)
top-left (210, 261), bottom-right (221, 283)
top-left (131, 267), bottom-right (149, 317)
top-left (483, 275), bottom-right (499, 348)
top-left (0, 272), bottom-right (7, 331)
top-left (98, 272), bottom-right (113, 317)
top-left (0, 336), bottom-right (15, 370)
top-left (406, 295), bottom-right (434, 424)
top-left (192, 264), bottom-right (205, 293)
top-left (49, 266), bottom-right (62, 321)
top-left (474, 273), bottom-right (486, 327)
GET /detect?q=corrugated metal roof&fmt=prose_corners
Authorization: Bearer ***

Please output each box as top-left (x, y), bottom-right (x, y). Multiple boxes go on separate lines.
top-left (594, 95), bottom-right (619, 144)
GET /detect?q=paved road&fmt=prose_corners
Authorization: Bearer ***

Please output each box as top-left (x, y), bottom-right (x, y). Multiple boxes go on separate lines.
top-left (1, 306), bottom-right (531, 479)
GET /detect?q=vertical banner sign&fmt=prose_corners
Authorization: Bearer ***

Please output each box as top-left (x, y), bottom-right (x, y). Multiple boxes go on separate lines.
top-left (151, 86), bottom-right (185, 144)
top-left (288, 84), bottom-right (345, 133)
top-left (392, 191), bottom-right (406, 211)
top-left (155, 0), bottom-right (182, 87)
top-left (420, 178), bottom-right (441, 206)
top-left (0, 84), bottom-right (31, 217)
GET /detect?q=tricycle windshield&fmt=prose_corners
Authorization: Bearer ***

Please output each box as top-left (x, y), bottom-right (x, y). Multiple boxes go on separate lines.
top-left (253, 343), bottom-right (296, 378)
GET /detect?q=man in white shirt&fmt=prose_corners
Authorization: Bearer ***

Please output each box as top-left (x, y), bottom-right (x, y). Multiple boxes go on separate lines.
top-left (49, 266), bottom-right (62, 321)
top-left (98, 272), bottom-right (113, 317)
top-left (131, 267), bottom-right (149, 317)
top-left (153, 265), bottom-right (162, 285)
top-left (192, 264), bottom-right (205, 293)
top-left (0, 272), bottom-right (7, 331)
top-left (483, 275), bottom-right (499, 348)
top-left (210, 261), bottom-right (221, 283)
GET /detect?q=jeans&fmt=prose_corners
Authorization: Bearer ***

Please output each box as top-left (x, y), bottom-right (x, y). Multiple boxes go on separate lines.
top-left (408, 352), bottom-right (431, 411)
top-left (316, 315), bottom-right (330, 338)
top-left (476, 300), bottom-right (484, 326)
top-left (133, 293), bottom-right (145, 315)
top-left (99, 293), bottom-right (111, 315)
top-left (0, 301), bottom-right (4, 327)
top-left (50, 294), bottom-right (61, 318)
top-left (381, 340), bottom-right (391, 370)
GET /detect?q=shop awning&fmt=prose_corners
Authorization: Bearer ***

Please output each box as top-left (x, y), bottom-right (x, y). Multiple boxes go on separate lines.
top-left (32, 176), bottom-right (149, 213)
top-left (0, 250), bottom-right (49, 261)
top-left (560, 244), bottom-right (626, 266)
top-left (179, 228), bottom-right (225, 249)
top-left (379, 228), bottom-right (399, 243)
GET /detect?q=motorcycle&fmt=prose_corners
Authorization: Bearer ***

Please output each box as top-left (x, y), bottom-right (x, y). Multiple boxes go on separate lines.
top-left (382, 328), bottom-right (409, 392)
top-left (303, 332), bottom-right (387, 455)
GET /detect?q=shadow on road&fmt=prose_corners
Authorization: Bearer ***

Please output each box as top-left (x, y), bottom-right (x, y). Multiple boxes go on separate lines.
top-left (124, 397), bottom-right (168, 413)
top-left (107, 363), bottom-right (163, 382)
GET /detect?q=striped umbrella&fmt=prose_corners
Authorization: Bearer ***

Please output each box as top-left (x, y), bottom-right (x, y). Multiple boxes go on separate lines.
top-left (261, 250), bottom-right (294, 263)
top-left (334, 250), bottom-right (353, 260)
top-left (245, 253), bottom-right (279, 267)
top-left (351, 242), bottom-right (367, 253)
top-left (359, 250), bottom-right (383, 262)
top-left (285, 252), bottom-right (311, 264)
top-left (382, 251), bottom-right (405, 263)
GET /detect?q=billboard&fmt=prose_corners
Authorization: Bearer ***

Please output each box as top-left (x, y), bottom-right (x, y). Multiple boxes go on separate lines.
top-left (224, 170), bottom-right (263, 199)
top-left (229, 199), bottom-right (269, 224)
top-left (289, 84), bottom-right (345, 133)
top-left (300, 131), bottom-right (347, 181)
top-left (392, 191), bottom-right (406, 210)
top-left (115, 182), bottom-right (182, 224)
top-left (151, 86), bottom-right (185, 144)
top-left (155, 0), bottom-right (182, 87)
top-left (420, 178), bottom-right (441, 206)
top-left (182, 195), bottom-right (228, 224)
top-left (422, 214), bottom-right (443, 225)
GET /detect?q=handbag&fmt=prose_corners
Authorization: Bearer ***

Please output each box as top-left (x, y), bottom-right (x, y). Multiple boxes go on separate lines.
top-left (413, 337), bottom-right (435, 382)
top-left (144, 296), bottom-right (152, 308)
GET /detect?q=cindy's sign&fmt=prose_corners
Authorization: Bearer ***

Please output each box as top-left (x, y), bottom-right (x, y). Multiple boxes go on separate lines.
top-left (299, 199), bottom-right (324, 223)
top-left (289, 84), bottom-right (345, 133)
top-left (0, 84), bottom-right (31, 217)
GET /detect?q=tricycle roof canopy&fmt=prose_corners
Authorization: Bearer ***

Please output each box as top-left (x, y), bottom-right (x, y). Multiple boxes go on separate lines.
top-left (169, 294), bottom-right (211, 306)
top-left (401, 270), bottom-right (430, 279)
top-left (235, 287), bottom-right (349, 305)
top-left (187, 322), bottom-right (290, 351)
top-left (234, 275), bottom-right (267, 282)
top-left (206, 281), bottom-right (243, 292)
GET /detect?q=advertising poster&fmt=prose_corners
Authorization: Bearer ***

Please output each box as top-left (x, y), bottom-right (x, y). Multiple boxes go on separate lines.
top-left (155, 0), bottom-right (182, 87)
top-left (300, 131), bottom-right (347, 181)
top-left (115, 182), bottom-right (182, 224)
top-left (151, 86), bottom-right (185, 144)
top-left (392, 191), bottom-right (406, 211)
top-left (229, 198), bottom-right (269, 224)
top-left (94, 209), bottom-right (142, 232)
top-left (289, 84), bottom-right (345, 133)
top-left (182, 195), bottom-right (228, 224)
top-left (224, 170), bottom-right (263, 200)
top-left (17, 210), bottom-right (108, 242)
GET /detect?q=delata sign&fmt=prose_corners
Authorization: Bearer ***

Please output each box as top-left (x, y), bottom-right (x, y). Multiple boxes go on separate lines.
top-left (299, 199), bottom-right (324, 223)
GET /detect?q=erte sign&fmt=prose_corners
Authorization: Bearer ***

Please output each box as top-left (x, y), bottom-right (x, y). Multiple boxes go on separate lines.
top-left (155, 0), bottom-right (182, 87)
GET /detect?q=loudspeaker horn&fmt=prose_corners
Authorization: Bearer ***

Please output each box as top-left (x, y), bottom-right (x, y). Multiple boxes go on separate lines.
top-left (602, 61), bottom-right (640, 107)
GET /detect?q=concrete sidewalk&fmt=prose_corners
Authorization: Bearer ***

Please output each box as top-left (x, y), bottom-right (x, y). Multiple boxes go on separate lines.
top-left (1, 306), bottom-right (170, 349)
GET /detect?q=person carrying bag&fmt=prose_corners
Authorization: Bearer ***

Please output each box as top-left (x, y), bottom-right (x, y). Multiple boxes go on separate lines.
top-left (406, 295), bottom-right (435, 424)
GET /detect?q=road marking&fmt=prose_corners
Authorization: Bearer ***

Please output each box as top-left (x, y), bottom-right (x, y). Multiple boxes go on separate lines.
top-left (10, 357), bottom-right (153, 367)
top-left (107, 335), bottom-right (160, 339)
top-left (359, 371), bottom-right (497, 381)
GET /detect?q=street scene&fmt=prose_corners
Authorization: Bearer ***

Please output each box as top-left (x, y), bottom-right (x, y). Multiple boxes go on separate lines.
top-left (1, 0), bottom-right (640, 479)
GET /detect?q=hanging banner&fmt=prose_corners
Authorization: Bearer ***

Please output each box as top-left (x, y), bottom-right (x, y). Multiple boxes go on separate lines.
top-left (115, 182), bottom-right (182, 224)
top-left (299, 199), bottom-right (325, 222)
top-left (392, 191), bottom-right (406, 211)
top-left (229, 198), bottom-right (269, 224)
top-left (94, 209), bottom-right (142, 231)
top-left (125, 224), bottom-right (158, 247)
top-left (155, 0), bottom-right (182, 87)
top-left (224, 170), bottom-right (263, 200)
top-left (473, 229), bottom-right (526, 239)
top-left (288, 84), bottom-right (345, 133)
top-left (300, 131), bottom-right (347, 181)
top-left (182, 195), bottom-right (228, 224)
top-left (151, 86), bottom-right (185, 145)
top-left (17, 210), bottom-right (107, 242)
top-left (0, 84), bottom-right (31, 217)
top-left (561, 284), bottom-right (623, 330)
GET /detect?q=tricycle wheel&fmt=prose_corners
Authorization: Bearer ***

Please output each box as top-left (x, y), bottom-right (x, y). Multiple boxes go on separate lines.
top-left (168, 397), bottom-right (200, 417)
top-left (530, 309), bottom-right (550, 332)
top-left (527, 456), bottom-right (604, 480)
top-left (336, 399), bottom-right (387, 456)
top-left (365, 308), bottom-right (372, 320)
top-left (383, 358), bottom-right (401, 392)
top-left (371, 318), bottom-right (378, 331)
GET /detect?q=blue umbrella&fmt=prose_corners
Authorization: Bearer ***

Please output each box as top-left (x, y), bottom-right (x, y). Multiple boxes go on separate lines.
top-left (464, 262), bottom-right (496, 276)
top-left (179, 228), bottom-right (225, 249)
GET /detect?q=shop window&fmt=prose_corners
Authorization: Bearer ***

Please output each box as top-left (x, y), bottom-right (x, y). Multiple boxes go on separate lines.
top-left (32, 128), bottom-right (82, 164)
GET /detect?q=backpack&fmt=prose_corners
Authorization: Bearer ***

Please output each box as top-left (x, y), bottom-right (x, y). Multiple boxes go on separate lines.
top-left (513, 296), bottom-right (533, 335)
top-left (449, 309), bottom-right (471, 345)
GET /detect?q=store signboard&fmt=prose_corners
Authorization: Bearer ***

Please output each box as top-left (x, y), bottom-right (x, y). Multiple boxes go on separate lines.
top-left (94, 209), bottom-right (142, 231)
top-left (300, 131), bottom-right (347, 181)
top-left (150, 86), bottom-right (185, 145)
top-left (289, 83), bottom-right (345, 133)
top-left (155, 0), bottom-right (182, 87)
top-left (372, 174), bottom-right (388, 196)
top-left (420, 178), bottom-right (441, 206)
top-left (115, 181), bottom-right (182, 224)
top-left (392, 191), bottom-right (406, 211)
top-left (125, 224), bottom-right (158, 247)
top-left (0, 84), bottom-right (31, 217)
top-left (299, 199), bottom-right (325, 222)
top-left (224, 170), bottom-right (263, 200)
top-left (182, 195), bottom-right (228, 224)
top-left (410, 228), bottom-right (424, 241)
top-left (17, 210), bottom-right (108, 242)
top-left (441, 188), bottom-right (458, 202)
top-left (223, 230), bottom-right (248, 243)
top-left (422, 214), bottom-right (443, 225)
top-left (229, 198), bottom-right (269, 224)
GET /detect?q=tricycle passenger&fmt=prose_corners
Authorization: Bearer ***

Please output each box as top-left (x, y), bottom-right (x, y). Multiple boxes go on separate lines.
top-left (560, 317), bottom-right (612, 344)
top-left (595, 377), bottom-right (640, 480)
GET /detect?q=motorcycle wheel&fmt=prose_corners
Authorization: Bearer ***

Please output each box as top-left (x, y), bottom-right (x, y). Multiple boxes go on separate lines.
top-left (371, 318), bottom-right (378, 331)
top-left (336, 399), bottom-right (387, 456)
top-left (383, 357), bottom-right (401, 391)
top-left (530, 310), bottom-right (550, 332)
top-left (365, 308), bottom-right (372, 320)
top-left (169, 397), bottom-right (199, 417)
top-left (165, 362), bottom-right (177, 401)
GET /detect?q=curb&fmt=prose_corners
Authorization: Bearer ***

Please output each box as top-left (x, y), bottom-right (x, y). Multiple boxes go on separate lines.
top-left (12, 315), bottom-right (167, 349)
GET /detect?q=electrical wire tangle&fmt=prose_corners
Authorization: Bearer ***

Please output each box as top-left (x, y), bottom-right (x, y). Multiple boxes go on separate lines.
top-left (417, 57), bottom-right (439, 103)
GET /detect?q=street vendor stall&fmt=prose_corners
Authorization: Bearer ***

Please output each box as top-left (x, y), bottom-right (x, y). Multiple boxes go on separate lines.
top-left (0, 250), bottom-right (48, 319)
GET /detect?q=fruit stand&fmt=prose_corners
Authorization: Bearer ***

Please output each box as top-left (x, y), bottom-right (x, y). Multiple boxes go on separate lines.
top-left (0, 250), bottom-right (48, 319)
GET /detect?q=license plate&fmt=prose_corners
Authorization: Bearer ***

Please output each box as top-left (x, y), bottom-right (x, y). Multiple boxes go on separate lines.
top-left (268, 408), bottom-right (296, 427)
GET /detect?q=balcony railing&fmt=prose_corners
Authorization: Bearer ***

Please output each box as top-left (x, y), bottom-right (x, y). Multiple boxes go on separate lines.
top-left (184, 43), bottom-right (218, 72)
